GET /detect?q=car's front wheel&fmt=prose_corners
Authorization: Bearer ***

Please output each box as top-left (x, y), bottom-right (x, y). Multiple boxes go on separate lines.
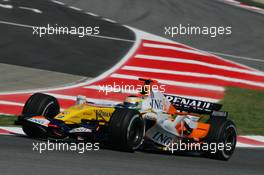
top-left (108, 108), bottom-right (145, 151)
top-left (21, 93), bottom-right (60, 137)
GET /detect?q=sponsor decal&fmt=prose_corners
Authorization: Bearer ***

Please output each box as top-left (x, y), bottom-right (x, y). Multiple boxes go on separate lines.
top-left (56, 115), bottom-right (64, 118)
top-left (27, 118), bottom-right (50, 126)
top-left (165, 95), bottom-right (211, 109)
top-left (69, 127), bottom-right (92, 133)
top-left (150, 99), bottom-right (163, 110)
top-left (152, 131), bottom-right (174, 146)
top-left (146, 124), bottom-right (176, 146)
top-left (95, 110), bottom-right (112, 118)
top-left (83, 112), bottom-right (93, 116)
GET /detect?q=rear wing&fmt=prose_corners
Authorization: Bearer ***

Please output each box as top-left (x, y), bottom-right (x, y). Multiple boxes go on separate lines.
top-left (164, 94), bottom-right (222, 114)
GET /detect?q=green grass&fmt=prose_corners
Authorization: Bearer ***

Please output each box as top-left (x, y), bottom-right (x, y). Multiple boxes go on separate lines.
top-left (237, 0), bottom-right (264, 9)
top-left (221, 87), bottom-right (264, 135)
top-left (0, 115), bottom-right (17, 126)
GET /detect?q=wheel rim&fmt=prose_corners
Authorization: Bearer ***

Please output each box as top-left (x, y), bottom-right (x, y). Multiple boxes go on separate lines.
top-left (222, 125), bottom-right (237, 158)
top-left (42, 101), bottom-right (58, 118)
top-left (127, 115), bottom-right (144, 149)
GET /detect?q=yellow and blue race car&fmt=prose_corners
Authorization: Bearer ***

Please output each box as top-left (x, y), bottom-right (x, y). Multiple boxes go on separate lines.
top-left (17, 78), bottom-right (237, 160)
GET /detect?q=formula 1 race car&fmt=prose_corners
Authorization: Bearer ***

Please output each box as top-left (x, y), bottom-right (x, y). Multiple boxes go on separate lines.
top-left (17, 78), bottom-right (237, 160)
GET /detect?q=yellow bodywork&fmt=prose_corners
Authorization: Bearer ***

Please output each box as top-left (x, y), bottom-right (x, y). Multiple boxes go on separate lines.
top-left (54, 103), bottom-right (116, 124)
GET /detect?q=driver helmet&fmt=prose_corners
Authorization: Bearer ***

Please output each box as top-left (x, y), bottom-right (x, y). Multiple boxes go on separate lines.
top-left (123, 95), bottom-right (142, 109)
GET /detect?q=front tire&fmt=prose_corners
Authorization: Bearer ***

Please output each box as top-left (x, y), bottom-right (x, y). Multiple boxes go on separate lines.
top-left (21, 93), bottom-right (60, 137)
top-left (108, 108), bottom-right (145, 151)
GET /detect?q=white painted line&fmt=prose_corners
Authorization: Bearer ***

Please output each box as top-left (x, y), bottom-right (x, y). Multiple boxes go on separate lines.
top-left (122, 66), bottom-right (264, 88)
top-left (68, 6), bottom-right (82, 11)
top-left (103, 18), bottom-right (117, 23)
top-left (50, 0), bottom-right (65, 5)
top-left (143, 43), bottom-right (209, 56)
top-left (0, 127), bottom-right (25, 135)
top-left (0, 113), bottom-right (12, 115)
top-left (0, 20), bottom-right (39, 29)
top-left (110, 73), bottom-right (225, 91)
top-left (0, 3), bottom-right (12, 9)
top-left (128, 27), bottom-right (176, 44)
top-left (242, 136), bottom-right (264, 143)
top-left (0, 20), bottom-right (134, 42)
top-left (0, 100), bottom-right (24, 106)
top-left (135, 54), bottom-right (264, 77)
top-left (222, 0), bottom-right (240, 4)
top-left (85, 12), bottom-right (99, 17)
top-left (207, 50), bottom-right (264, 63)
top-left (19, 6), bottom-right (43, 14)
top-left (0, 78), bottom-right (88, 95)
top-left (46, 93), bottom-right (76, 101)
top-left (89, 33), bottom-right (133, 42)
top-left (236, 142), bottom-right (257, 148)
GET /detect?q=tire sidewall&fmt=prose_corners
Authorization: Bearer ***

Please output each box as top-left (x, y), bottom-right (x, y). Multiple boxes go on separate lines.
top-left (218, 121), bottom-right (237, 159)
top-left (206, 118), bottom-right (237, 160)
top-left (108, 108), bottom-right (145, 151)
top-left (126, 114), bottom-right (145, 150)
top-left (21, 93), bottom-right (60, 137)
top-left (22, 93), bottom-right (60, 118)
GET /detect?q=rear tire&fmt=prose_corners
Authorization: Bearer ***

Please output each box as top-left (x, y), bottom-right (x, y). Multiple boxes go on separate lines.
top-left (205, 117), bottom-right (237, 160)
top-left (21, 93), bottom-right (60, 137)
top-left (108, 108), bottom-right (145, 151)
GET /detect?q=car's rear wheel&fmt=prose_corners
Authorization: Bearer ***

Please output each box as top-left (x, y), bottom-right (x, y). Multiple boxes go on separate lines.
top-left (108, 108), bottom-right (145, 151)
top-left (21, 93), bottom-right (60, 137)
top-left (205, 117), bottom-right (237, 160)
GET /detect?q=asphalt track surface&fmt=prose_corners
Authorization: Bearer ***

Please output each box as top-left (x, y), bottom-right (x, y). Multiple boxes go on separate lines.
top-left (0, 0), bottom-right (134, 77)
top-left (0, 0), bottom-right (264, 175)
top-left (0, 135), bottom-right (263, 175)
